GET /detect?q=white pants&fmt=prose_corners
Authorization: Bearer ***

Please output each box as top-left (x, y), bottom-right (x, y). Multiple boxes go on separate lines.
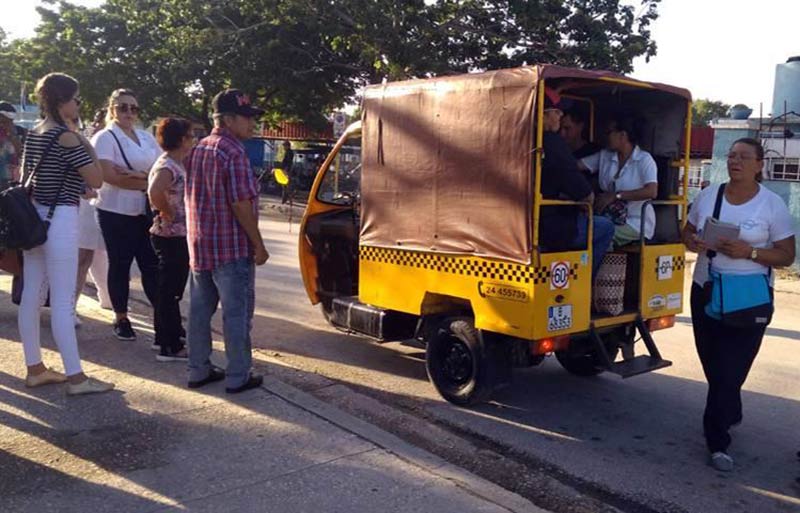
top-left (18, 203), bottom-right (83, 376)
top-left (88, 249), bottom-right (111, 307)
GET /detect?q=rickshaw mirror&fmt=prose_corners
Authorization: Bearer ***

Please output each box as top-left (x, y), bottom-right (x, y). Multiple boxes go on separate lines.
top-left (273, 168), bottom-right (290, 185)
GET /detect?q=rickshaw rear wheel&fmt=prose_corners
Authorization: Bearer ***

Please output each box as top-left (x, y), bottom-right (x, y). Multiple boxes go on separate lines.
top-left (555, 335), bottom-right (620, 377)
top-left (425, 317), bottom-right (498, 406)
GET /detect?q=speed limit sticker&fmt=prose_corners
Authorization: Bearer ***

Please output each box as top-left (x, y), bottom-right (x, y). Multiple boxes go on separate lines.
top-left (550, 261), bottom-right (570, 290)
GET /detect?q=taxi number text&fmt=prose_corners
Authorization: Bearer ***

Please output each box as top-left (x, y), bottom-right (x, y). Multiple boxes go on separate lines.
top-left (478, 282), bottom-right (529, 303)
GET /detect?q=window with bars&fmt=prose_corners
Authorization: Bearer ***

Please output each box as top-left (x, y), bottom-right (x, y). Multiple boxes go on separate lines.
top-left (770, 158), bottom-right (800, 181)
top-left (687, 165), bottom-right (703, 187)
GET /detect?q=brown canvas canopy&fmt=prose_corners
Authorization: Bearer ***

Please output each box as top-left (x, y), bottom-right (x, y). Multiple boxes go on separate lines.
top-left (359, 65), bottom-right (690, 264)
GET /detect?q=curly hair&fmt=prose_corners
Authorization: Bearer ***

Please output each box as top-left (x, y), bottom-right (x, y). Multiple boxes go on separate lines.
top-left (34, 73), bottom-right (79, 126)
top-left (156, 117), bottom-right (192, 151)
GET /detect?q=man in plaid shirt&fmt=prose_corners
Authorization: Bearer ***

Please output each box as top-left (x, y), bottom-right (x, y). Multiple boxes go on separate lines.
top-left (185, 89), bottom-right (269, 394)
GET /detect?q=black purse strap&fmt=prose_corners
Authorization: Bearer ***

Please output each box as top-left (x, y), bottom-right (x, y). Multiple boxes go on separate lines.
top-left (706, 183), bottom-right (726, 261)
top-left (22, 127), bottom-right (67, 189)
top-left (22, 126), bottom-right (69, 223)
top-left (108, 129), bottom-right (134, 170)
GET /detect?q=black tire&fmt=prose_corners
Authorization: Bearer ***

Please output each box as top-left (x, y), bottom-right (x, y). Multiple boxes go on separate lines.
top-left (555, 335), bottom-right (620, 377)
top-left (425, 317), bottom-right (498, 406)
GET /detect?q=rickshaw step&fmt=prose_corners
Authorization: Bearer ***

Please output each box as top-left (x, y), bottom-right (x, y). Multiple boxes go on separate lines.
top-left (608, 355), bottom-right (672, 378)
top-left (330, 296), bottom-right (417, 341)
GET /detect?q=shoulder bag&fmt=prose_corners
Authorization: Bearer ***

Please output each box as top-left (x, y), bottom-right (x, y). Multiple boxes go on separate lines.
top-left (0, 127), bottom-right (68, 251)
top-left (703, 183), bottom-right (774, 327)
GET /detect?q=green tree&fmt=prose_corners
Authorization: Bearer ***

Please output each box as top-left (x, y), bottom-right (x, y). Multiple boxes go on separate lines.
top-left (692, 99), bottom-right (730, 126)
top-left (4, 0), bottom-right (663, 127)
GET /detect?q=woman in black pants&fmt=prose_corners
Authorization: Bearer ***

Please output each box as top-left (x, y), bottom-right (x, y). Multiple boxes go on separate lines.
top-left (147, 118), bottom-right (193, 361)
top-left (683, 138), bottom-right (795, 471)
top-left (91, 89), bottom-right (161, 340)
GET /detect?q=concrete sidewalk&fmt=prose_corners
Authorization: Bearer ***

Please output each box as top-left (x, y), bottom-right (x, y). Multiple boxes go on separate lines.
top-left (0, 276), bottom-right (546, 513)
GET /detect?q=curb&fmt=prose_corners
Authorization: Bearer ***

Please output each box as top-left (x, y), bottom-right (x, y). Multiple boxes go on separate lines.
top-left (262, 377), bottom-right (549, 513)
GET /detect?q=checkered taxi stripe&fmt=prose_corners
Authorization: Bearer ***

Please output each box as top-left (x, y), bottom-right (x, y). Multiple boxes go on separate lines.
top-left (360, 246), bottom-right (579, 285)
top-left (653, 255), bottom-right (685, 274)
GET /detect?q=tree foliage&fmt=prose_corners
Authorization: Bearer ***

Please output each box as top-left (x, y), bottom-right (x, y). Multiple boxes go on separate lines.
top-left (692, 98), bottom-right (731, 126)
top-left (0, 0), bottom-right (662, 127)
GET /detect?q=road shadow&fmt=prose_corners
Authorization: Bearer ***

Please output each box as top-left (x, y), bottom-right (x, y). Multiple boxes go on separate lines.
top-left (243, 303), bottom-right (800, 513)
top-left (2, 280), bottom-right (502, 513)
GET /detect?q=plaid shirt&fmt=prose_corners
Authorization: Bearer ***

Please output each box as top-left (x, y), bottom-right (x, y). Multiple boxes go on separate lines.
top-left (185, 127), bottom-right (259, 271)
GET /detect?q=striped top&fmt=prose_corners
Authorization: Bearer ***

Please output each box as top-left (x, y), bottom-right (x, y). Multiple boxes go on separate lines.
top-left (23, 127), bottom-right (93, 206)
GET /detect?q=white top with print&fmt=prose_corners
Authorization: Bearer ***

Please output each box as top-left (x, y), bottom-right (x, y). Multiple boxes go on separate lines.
top-left (689, 183), bottom-right (795, 285)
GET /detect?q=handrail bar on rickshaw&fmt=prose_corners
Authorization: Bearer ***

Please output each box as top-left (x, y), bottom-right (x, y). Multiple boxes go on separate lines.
top-left (637, 199), bottom-right (686, 246)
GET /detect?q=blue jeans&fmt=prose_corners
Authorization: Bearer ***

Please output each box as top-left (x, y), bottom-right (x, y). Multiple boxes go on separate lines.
top-left (188, 258), bottom-right (255, 388)
top-left (574, 214), bottom-right (615, 278)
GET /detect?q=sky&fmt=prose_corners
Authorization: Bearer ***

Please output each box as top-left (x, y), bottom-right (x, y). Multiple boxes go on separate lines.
top-left (2, 0), bottom-right (799, 114)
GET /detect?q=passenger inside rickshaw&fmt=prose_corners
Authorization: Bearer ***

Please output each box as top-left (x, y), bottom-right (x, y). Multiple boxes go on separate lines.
top-left (540, 80), bottom-right (685, 251)
top-left (581, 112), bottom-right (659, 248)
top-left (537, 87), bottom-right (615, 278)
top-left (560, 105), bottom-right (602, 160)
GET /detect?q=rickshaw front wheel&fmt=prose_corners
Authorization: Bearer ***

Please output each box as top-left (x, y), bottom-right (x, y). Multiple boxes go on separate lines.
top-left (425, 317), bottom-right (498, 406)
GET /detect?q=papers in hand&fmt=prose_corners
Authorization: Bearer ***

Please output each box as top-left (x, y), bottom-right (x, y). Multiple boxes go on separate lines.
top-left (701, 217), bottom-right (740, 250)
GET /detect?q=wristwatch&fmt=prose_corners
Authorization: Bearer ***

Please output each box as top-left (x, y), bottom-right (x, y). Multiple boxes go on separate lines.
top-left (750, 247), bottom-right (758, 260)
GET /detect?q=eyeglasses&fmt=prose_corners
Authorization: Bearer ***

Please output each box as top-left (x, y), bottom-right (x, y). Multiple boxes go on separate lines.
top-left (115, 103), bottom-right (140, 115)
top-left (727, 153), bottom-right (758, 161)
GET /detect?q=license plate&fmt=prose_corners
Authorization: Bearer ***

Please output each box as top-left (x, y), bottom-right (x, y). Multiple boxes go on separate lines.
top-left (547, 305), bottom-right (573, 332)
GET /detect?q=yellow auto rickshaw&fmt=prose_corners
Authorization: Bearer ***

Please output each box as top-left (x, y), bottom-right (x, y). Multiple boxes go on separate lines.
top-left (299, 65), bottom-right (690, 405)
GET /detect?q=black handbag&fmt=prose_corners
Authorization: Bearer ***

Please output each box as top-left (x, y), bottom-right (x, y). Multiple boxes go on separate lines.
top-left (0, 127), bottom-right (67, 250)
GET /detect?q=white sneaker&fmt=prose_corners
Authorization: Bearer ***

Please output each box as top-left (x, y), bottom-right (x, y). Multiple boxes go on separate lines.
top-left (67, 377), bottom-right (115, 396)
top-left (710, 451), bottom-right (734, 472)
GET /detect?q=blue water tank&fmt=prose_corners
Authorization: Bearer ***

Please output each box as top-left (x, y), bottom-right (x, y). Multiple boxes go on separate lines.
top-left (772, 56), bottom-right (800, 117)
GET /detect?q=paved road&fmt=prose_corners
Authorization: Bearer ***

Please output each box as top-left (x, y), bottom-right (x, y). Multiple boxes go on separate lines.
top-left (250, 212), bottom-right (800, 513)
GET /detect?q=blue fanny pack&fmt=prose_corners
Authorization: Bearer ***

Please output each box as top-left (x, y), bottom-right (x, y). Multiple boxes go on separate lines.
top-left (704, 271), bottom-right (773, 326)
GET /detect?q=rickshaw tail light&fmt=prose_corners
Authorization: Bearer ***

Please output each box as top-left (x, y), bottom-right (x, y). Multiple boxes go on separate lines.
top-left (532, 336), bottom-right (570, 355)
top-left (646, 315), bottom-right (675, 332)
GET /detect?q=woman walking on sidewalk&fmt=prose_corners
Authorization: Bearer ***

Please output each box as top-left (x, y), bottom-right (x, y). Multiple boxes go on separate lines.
top-left (91, 89), bottom-right (160, 342)
top-left (148, 118), bottom-right (193, 362)
top-left (18, 73), bottom-right (113, 395)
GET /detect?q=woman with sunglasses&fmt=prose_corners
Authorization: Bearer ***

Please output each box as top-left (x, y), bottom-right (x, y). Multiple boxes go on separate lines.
top-left (91, 89), bottom-right (161, 342)
top-left (18, 73), bottom-right (113, 395)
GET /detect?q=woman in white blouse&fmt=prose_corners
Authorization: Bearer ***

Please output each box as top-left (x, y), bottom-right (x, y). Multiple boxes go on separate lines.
top-left (581, 113), bottom-right (658, 246)
top-left (91, 89), bottom-right (161, 342)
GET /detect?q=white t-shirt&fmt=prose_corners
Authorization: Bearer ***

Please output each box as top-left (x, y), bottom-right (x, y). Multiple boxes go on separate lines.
top-left (689, 183), bottom-right (795, 285)
top-left (581, 146), bottom-right (658, 239)
top-left (92, 122), bottom-right (160, 216)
